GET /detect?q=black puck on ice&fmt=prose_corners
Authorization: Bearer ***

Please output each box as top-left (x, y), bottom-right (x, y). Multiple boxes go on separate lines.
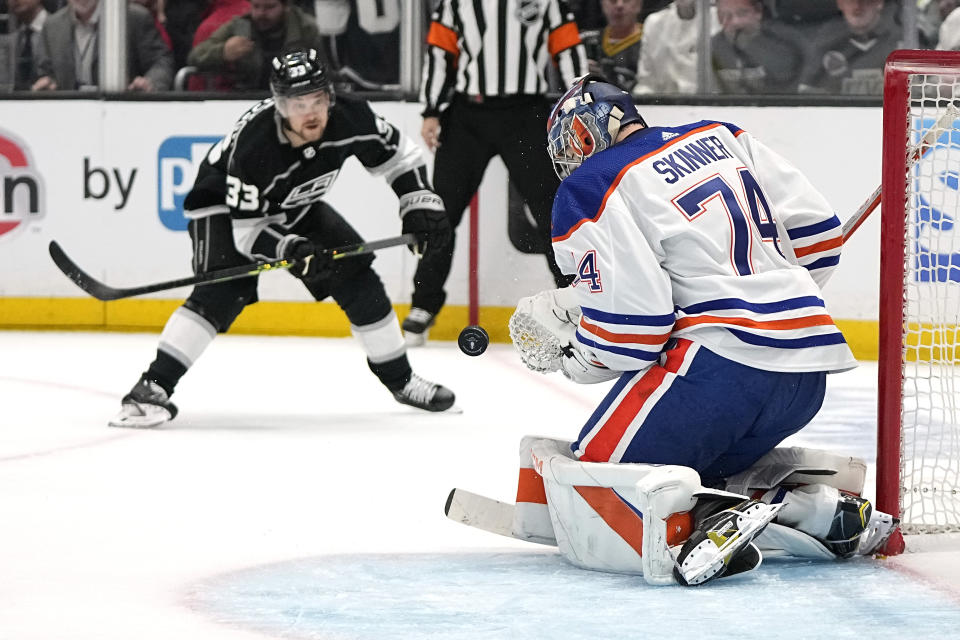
top-left (458, 325), bottom-right (489, 356)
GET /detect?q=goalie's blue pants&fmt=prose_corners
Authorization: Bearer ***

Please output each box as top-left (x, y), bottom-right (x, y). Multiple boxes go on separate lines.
top-left (571, 338), bottom-right (827, 484)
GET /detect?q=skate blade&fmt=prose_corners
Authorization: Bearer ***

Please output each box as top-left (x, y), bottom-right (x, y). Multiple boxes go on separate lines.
top-left (679, 502), bottom-right (781, 585)
top-left (107, 406), bottom-right (172, 429)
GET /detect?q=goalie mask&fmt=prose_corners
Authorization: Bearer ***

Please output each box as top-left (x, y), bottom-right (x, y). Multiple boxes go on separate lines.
top-left (547, 75), bottom-right (647, 179)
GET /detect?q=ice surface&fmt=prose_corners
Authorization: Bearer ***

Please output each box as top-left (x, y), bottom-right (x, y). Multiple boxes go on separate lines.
top-left (1, 331), bottom-right (959, 640)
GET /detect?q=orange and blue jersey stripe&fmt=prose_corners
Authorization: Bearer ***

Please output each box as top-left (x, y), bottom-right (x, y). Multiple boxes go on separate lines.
top-left (787, 215), bottom-right (843, 273)
top-left (674, 295), bottom-right (848, 349)
top-left (576, 306), bottom-right (674, 364)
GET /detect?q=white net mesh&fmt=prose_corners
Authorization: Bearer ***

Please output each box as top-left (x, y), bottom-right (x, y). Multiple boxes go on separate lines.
top-left (900, 74), bottom-right (960, 533)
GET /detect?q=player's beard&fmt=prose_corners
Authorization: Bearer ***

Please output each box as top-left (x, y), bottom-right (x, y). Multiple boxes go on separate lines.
top-left (284, 118), bottom-right (326, 146)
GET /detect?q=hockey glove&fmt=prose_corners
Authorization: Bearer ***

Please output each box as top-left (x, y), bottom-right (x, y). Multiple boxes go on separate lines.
top-left (399, 192), bottom-right (452, 256)
top-left (281, 236), bottom-right (333, 280)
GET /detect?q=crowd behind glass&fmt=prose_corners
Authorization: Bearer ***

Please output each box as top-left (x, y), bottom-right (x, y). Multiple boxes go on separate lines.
top-left (0, 0), bottom-right (953, 97)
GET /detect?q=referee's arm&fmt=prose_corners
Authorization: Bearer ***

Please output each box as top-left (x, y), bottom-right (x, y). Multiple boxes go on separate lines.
top-left (547, 0), bottom-right (589, 86)
top-left (421, 3), bottom-right (459, 119)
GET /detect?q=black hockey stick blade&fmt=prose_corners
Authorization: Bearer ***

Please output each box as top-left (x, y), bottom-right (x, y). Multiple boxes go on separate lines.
top-left (48, 233), bottom-right (417, 302)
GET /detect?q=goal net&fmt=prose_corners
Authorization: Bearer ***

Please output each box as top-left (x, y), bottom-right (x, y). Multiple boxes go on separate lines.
top-left (878, 50), bottom-right (960, 551)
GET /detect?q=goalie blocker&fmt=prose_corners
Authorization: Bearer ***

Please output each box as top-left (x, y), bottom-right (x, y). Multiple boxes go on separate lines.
top-left (464, 437), bottom-right (898, 586)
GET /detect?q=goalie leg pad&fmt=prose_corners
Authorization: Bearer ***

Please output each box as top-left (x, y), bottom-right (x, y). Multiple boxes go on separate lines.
top-left (724, 446), bottom-right (867, 496)
top-left (526, 437), bottom-right (698, 582)
top-left (762, 483), bottom-right (882, 559)
top-left (511, 435), bottom-right (560, 545)
top-left (673, 499), bottom-right (782, 586)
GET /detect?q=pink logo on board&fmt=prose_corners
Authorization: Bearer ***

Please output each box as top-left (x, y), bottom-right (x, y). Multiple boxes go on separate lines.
top-left (0, 130), bottom-right (45, 238)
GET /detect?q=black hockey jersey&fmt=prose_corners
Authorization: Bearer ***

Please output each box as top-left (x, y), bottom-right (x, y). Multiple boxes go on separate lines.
top-left (183, 94), bottom-right (438, 259)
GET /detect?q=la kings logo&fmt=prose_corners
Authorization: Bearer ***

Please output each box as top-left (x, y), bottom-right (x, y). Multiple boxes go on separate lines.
top-left (281, 169), bottom-right (339, 209)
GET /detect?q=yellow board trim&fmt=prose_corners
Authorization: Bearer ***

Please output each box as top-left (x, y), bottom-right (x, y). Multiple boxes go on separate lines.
top-left (0, 298), bottom-right (881, 360)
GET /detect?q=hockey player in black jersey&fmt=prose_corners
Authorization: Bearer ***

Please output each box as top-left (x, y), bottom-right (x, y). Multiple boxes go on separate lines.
top-left (110, 48), bottom-right (456, 428)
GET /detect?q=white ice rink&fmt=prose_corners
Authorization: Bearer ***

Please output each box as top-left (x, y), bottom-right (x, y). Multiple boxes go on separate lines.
top-left (3, 330), bottom-right (960, 640)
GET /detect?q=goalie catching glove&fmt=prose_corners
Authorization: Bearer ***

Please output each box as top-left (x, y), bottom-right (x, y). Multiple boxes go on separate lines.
top-left (509, 288), bottom-right (619, 384)
top-left (399, 191), bottom-right (452, 256)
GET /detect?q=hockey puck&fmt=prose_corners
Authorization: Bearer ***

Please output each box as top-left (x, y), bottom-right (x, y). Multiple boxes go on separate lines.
top-left (458, 325), bottom-right (489, 356)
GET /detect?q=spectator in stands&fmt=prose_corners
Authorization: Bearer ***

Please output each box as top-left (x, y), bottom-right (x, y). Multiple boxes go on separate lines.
top-left (32, 0), bottom-right (173, 91)
top-left (633, 0), bottom-right (719, 96)
top-left (581, 0), bottom-right (644, 92)
top-left (712, 0), bottom-right (804, 94)
top-left (569, 0), bottom-right (605, 30)
top-left (937, 0), bottom-right (960, 49)
top-left (7, 0), bottom-right (48, 91)
top-left (163, 0), bottom-right (210, 70)
top-left (185, 0), bottom-right (249, 91)
top-left (768, 0), bottom-right (839, 28)
top-left (187, 0), bottom-right (322, 91)
top-left (130, 0), bottom-right (172, 51)
top-left (192, 0), bottom-right (249, 46)
top-left (797, 0), bottom-right (903, 95)
top-left (315, 0), bottom-right (400, 87)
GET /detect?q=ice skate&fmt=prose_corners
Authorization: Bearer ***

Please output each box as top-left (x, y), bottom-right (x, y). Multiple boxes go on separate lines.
top-left (108, 376), bottom-right (178, 428)
top-left (402, 308), bottom-right (435, 347)
top-left (821, 494), bottom-right (874, 558)
top-left (674, 499), bottom-right (781, 586)
top-left (393, 373), bottom-right (455, 412)
top-left (856, 509), bottom-right (899, 556)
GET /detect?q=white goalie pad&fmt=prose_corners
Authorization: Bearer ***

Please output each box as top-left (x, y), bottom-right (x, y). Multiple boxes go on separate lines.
top-left (518, 437), bottom-right (700, 585)
top-left (511, 435), bottom-right (562, 546)
top-left (724, 446), bottom-right (867, 496)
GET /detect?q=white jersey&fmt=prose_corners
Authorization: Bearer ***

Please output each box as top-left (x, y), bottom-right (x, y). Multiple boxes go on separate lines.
top-left (551, 120), bottom-right (856, 374)
top-left (632, 4), bottom-right (719, 96)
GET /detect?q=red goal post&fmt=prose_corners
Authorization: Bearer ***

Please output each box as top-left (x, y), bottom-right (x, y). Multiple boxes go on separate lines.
top-left (878, 50), bottom-right (960, 554)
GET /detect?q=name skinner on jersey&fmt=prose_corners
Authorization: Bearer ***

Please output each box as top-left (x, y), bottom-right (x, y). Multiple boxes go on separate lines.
top-left (651, 134), bottom-right (734, 184)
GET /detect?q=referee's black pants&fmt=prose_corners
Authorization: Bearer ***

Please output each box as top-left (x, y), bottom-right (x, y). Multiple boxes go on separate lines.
top-left (412, 94), bottom-right (567, 315)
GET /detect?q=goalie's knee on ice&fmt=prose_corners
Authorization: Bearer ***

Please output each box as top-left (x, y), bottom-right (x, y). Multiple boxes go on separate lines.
top-left (512, 436), bottom-right (700, 584)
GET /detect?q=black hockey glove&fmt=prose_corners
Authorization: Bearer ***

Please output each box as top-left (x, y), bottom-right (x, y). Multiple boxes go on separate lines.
top-left (282, 236), bottom-right (333, 280)
top-left (401, 207), bottom-right (452, 256)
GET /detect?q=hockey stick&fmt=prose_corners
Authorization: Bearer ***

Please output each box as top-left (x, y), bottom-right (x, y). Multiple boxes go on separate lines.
top-left (841, 104), bottom-right (960, 243)
top-left (49, 233), bottom-right (417, 302)
top-left (445, 488), bottom-right (516, 538)
top-left (444, 488), bottom-right (556, 545)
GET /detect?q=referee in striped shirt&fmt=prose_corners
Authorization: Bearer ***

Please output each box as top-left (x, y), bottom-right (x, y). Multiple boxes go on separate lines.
top-left (402, 0), bottom-right (588, 345)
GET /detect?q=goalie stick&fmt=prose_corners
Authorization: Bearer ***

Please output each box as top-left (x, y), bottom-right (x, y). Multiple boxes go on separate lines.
top-left (445, 488), bottom-right (516, 539)
top-left (841, 103), bottom-right (960, 244)
top-left (49, 233), bottom-right (417, 302)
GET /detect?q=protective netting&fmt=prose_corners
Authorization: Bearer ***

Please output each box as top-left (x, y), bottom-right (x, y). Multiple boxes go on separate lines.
top-left (900, 73), bottom-right (960, 533)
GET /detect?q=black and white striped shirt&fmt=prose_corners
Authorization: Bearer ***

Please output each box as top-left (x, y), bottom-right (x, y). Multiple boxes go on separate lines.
top-left (421, 0), bottom-right (588, 116)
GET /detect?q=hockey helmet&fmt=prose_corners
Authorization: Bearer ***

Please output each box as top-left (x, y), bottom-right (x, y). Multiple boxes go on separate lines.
top-left (547, 75), bottom-right (646, 179)
top-left (269, 48), bottom-right (335, 103)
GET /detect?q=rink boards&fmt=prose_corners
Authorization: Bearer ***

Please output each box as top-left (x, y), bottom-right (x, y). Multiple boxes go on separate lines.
top-left (0, 100), bottom-right (887, 353)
